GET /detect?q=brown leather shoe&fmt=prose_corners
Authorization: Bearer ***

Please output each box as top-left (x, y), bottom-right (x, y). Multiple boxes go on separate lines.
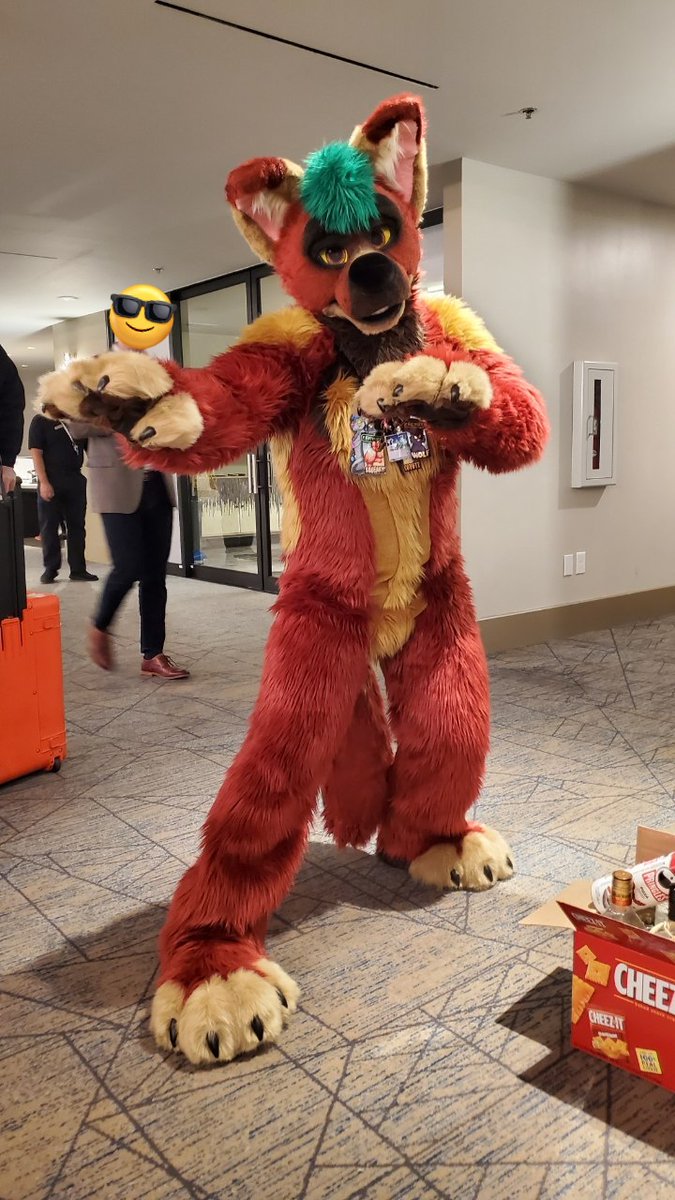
top-left (88, 626), bottom-right (114, 671)
top-left (141, 653), bottom-right (190, 680)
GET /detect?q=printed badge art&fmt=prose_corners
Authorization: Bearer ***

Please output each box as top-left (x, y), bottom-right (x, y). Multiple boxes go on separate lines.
top-left (350, 413), bottom-right (429, 477)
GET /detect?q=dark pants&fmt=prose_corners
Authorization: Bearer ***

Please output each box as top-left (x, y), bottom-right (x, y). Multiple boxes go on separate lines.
top-left (94, 473), bottom-right (173, 659)
top-left (38, 472), bottom-right (87, 575)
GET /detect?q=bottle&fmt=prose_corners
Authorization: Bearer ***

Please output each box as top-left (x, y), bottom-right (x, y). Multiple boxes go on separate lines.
top-left (591, 856), bottom-right (675, 914)
top-left (652, 883), bottom-right (675, 941)
top-left (607, 870), bottom-right (646, 928)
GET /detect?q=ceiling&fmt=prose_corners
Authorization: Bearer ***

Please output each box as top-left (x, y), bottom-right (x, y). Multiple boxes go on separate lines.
top-left (3, 0), bottom-right (675, 369)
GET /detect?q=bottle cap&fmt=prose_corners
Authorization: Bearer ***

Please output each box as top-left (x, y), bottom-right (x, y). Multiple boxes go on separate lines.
top-left (611, 869), bottom-right (633, 906)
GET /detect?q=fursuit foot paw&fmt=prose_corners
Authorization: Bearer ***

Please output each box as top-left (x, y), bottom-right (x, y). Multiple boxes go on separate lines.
top-left (409, 826), bottom-right (514, 891)
top-left (150, 958), bottom-right (300, 1066)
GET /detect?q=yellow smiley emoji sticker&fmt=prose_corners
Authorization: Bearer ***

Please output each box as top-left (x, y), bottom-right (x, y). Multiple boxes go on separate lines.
top-left (109, 284), bottom-right (175, 351)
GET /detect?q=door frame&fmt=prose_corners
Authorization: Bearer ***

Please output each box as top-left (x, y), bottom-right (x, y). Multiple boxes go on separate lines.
top-left (170, 265), bottom-right (278, 591)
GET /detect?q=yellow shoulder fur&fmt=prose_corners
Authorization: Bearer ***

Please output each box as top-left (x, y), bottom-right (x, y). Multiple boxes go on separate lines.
top-left (423, 294), bottom-right (502, 354)
top-left (239, 307), bottom-right (322, 351)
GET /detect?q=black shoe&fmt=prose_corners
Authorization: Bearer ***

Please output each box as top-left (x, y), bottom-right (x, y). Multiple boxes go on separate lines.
top-left (40, 570), bottom-right (58, 583)
top-left (70, 571), bottom-right (99, 582)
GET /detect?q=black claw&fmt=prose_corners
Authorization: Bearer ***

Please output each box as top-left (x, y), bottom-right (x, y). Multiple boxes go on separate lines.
top-left (138, 425), bottom-right (156, 443)
top-left (484, 865), bottom-right (494, 883)
top-left (168, 1018), bottom-right (178, 1048)
top-left (251, 1015), bottom-right (264, 1042)
top-left (96, 374), bottom-right (110, 392)
top-left (276, 988), bottom-right (288, 1009)
top-left (506, 856), bottom-right (513, 870)
top-left (450, 869), bottom-right (461, 888)
top-left (450, 383), bottom-right (461, 403)
top-left (206, 1031), bottom-right (220, 1059)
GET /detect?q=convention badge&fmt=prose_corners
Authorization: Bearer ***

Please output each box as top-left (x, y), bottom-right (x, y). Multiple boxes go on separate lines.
top-left (350, 413), bottom-right (367, 475)
top-left (399, 454), bottom-right (422, 473)
top-left (384, 421), bottom-right (410, 463)
top-left (362, 430), bottom-right (386, 475)
top-left (407, 424), bottom-right (430, 460)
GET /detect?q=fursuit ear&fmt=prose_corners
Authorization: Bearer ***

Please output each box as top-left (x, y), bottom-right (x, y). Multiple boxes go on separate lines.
top-left (350, 95), bottom-right (427, 221)
top-left (226, 157), bottom-right (304, 264)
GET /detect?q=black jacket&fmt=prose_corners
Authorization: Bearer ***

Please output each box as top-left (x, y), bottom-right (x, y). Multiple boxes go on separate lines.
top-left (0, 345), bottom-right (25, 469)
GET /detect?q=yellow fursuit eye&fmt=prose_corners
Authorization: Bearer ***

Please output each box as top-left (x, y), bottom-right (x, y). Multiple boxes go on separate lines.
top-left (371, 224), bottom-right (392, 248)
top-left (319, 246), bottom-right (349, 266)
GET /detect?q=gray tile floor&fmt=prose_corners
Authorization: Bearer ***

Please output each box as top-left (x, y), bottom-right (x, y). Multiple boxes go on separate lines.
top-left (2, 546), bottom-right (675, 1199)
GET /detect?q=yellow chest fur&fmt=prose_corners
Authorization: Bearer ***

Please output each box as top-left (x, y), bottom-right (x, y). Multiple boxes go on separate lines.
top-left (323, 374), bottom-right (438, 659)
top-left (270, 374), bottom-right (439, 660)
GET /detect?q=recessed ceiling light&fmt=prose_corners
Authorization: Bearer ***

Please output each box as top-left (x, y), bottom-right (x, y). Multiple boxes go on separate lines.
top-left (21, 363), bottom-right (28, 367)
top-left (58, 294), bottom-right (78, 301)
top-left (27, 345), bottom-right (35, 349)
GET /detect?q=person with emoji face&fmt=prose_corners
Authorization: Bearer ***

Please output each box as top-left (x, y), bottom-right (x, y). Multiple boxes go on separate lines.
top-left (109, 284), bottom-right (175, 353)
top-left (66, 284), bottom-right (188, 678)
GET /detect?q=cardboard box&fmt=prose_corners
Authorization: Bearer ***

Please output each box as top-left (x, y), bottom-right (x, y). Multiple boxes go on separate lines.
top-left (523, 826), bottom-right (675, 1092)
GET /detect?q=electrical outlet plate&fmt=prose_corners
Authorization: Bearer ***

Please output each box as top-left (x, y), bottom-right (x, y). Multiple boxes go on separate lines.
top-left (576, 551), bottom-right (586, 575)
top-left (563, 554), bottom-right (574, 577)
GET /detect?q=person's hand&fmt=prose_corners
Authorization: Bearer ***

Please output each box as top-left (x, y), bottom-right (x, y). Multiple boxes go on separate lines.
top-left (1, 465), bottom-right (16, 494)
top-left (39, 480), bottom-right (55, 502)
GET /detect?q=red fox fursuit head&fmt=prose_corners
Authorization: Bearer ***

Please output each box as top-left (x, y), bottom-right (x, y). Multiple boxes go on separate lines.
top-left (39, 95), bottom-right (548, 1066)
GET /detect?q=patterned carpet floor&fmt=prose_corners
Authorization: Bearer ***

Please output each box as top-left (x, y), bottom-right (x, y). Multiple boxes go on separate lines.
top-left (2, 547), bottom-right (675, 1199)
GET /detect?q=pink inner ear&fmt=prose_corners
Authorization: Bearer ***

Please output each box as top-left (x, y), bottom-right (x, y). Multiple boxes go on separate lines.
top-left (391, 119), bottom-right (419, 200)
top-left (235, 192), bottom-right (284, 242)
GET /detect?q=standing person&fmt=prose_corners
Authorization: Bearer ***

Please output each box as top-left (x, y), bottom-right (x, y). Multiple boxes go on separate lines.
top-left (28, 412), bottom-right (98, 584)
top-left (0, 344), bottom-right (25, 494)
top-left (68, 423), bottom-right (189, 679)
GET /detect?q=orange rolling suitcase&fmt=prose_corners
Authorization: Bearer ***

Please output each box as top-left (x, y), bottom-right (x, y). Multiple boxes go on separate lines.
top-left (0, 476), bottom-right (67, 784)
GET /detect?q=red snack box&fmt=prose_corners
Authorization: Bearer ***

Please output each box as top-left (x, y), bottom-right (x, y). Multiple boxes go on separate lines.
top-left (523, 826), bottom-right (675, 1092)
top-left (562, 901), bottom-right (675, 1090)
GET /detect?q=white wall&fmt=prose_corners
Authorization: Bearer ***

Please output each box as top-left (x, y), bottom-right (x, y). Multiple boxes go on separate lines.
top-left (17, 367), bottom-right (46, 453)
top-left (52, 311), bottom-right (108, 365)
top-left (445, 159), bottom-right (675, 620)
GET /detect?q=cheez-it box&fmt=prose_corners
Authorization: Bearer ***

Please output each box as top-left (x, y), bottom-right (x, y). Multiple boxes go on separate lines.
top-left (563, 901), bottom-right (675, 1090)
top-left (522, 825), bottom-right (675, 1092)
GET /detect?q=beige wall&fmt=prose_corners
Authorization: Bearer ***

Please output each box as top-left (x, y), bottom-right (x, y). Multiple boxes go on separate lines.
top-left (445, 159), bottom-right (675, 621)
top-left (17, 367), bottom-right (45, 454)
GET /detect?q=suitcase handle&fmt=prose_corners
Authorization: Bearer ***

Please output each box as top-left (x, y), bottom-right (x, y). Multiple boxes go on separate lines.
top-left (0, 455), bottom-right (28, 620)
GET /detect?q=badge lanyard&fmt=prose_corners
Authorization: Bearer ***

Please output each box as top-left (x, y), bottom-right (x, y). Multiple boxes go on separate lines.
top-left (57, 421), bottom-right (83, 463)
top-left (350, 414), bottom-right (429, 476)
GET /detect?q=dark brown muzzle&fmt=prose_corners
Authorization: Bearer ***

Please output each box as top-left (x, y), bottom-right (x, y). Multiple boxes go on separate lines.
top-left (347, 252), bottom-right (409, 321)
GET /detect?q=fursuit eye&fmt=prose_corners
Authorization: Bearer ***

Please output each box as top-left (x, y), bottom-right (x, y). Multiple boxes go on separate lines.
top-left (318, 246), bottom-right (349, 267)
top-left (370, 224), bottom-right (393, 249)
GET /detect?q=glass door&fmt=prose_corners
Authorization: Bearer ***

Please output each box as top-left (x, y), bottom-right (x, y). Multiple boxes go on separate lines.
top-left (178, 274), bottom-right (265, 589)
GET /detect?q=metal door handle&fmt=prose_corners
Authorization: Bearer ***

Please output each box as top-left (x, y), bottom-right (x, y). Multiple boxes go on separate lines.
top-left (246, 453), bottom-right (259, 495)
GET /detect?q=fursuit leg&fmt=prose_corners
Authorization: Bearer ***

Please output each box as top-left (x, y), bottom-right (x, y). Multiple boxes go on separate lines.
top-left (378, 568), bottom-right (514, 891)
top-left (322, 668), bottom-right (393, 848)
top-left (151, 593), bottom-right (369, 1064)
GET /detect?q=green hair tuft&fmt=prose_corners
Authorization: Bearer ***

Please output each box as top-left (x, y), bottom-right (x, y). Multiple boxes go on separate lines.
top-left (301, 142), bottom-right (379, 234)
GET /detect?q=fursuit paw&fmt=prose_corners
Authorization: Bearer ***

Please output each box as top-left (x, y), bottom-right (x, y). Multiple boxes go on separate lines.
top-left (355, 356), bottom-right (492, 427)
top-left (128, 391), bottom-right (204, 449)
top-left (409, 826), bottom-right (514, 891)
top-left (150, 958), bottom-right (299, 1066)
top-left (37, 352), bottom-right (203, 448)
top-left (37, 352), bottom-right (172, 428)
